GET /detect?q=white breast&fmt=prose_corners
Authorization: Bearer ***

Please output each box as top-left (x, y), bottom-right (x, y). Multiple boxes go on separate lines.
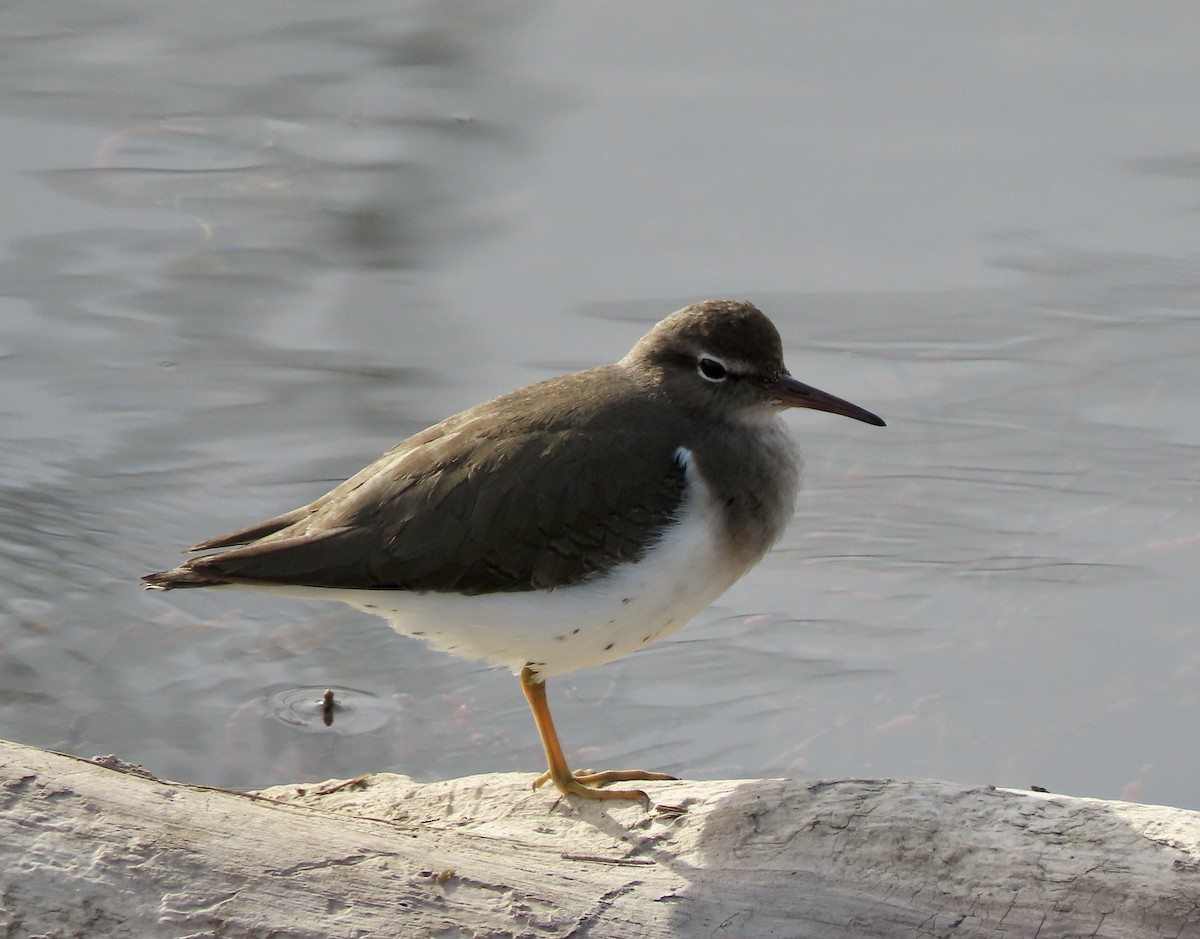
top-left (239, 447), bottom-right (758, 678)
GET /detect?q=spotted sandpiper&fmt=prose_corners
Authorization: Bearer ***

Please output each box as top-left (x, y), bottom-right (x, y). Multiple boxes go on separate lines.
top-left (144, 300), bottom-right (884, 803)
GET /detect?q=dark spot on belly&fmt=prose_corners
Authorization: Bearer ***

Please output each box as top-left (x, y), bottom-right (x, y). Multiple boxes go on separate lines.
top-left (622, 597), bottom-right (630, 604)
top-left (412, 631), bottom-right (425, 636)
top-left (554, 634), bottom-right (565, 641)
top-left (642, 635), bottom-right (652, 643)
top-left (363, 604), bottom-right (377, 610)
top-left (572, 628), bottom-right (580, 635)
top-left (604, 642), bottom-right (614, 651)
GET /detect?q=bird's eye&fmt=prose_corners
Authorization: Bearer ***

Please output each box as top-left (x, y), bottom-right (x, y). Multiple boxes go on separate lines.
top-left (697, 356), bottom-right (728, 382)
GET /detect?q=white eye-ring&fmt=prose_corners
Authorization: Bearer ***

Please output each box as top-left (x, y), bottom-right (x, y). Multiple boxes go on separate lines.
top-left (697, 355), bottom-right (728, 382)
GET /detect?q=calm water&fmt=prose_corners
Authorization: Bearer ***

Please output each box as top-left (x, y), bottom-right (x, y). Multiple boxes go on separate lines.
top-left (1, 3), bottom-right (1198, 811)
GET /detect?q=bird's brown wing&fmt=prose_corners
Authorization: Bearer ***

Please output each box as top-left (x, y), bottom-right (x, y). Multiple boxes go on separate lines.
top-left (152, 370), bottom-right (693, 594)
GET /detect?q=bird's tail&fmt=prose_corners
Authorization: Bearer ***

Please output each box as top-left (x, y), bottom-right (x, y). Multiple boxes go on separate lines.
top-left (141, 567), bottom-right (229, 590)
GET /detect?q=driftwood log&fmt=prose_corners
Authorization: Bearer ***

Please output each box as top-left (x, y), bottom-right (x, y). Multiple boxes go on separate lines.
top-left (2, 737), bottom-right (1198, 938)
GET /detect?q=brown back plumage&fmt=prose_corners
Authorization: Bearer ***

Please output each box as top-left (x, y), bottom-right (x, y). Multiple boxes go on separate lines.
top-left (144, 365), bottom-right (692, 594)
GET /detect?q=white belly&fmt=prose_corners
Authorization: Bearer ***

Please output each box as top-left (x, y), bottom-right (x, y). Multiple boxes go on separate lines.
top-left (236, 448), bottom-right (758, 678)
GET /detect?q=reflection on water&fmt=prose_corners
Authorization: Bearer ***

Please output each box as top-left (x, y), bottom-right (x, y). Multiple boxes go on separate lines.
top-left (0, 2), bottom-right (1198, 812)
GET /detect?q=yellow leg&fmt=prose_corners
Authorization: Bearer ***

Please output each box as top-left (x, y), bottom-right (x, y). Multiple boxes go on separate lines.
top-left (519, 666), bottom-right (675, 805)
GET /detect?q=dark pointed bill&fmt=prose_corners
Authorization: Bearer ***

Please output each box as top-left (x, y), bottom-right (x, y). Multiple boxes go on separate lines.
top-left (769, 374), bottom-right (886, 426)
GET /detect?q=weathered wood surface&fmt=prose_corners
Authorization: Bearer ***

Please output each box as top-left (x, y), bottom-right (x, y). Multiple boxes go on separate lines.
top-left (2, 737), bottom-right (1198, 938)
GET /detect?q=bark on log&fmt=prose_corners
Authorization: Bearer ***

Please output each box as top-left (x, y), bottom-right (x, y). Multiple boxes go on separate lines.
top-left (2, 737), bottom-right (1198, 938)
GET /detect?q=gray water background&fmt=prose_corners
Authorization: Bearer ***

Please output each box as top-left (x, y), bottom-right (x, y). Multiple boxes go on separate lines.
top-left (1, 3), bottom-right (1198, 810)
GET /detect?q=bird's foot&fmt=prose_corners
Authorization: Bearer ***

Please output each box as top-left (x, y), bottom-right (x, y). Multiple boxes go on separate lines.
top-left (532, 766), bottom-right (677, 805)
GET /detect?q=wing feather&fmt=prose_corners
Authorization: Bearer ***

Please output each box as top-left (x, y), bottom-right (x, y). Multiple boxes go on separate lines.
top-left (162, 368), bottom-right (694, 595)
